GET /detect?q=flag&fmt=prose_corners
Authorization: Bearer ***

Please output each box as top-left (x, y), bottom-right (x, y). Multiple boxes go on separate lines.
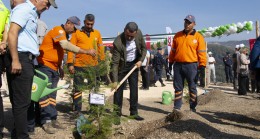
top-left (145, 34), bottom-right (151, 50)
top-left (249, 39), bottom-right (256, 50)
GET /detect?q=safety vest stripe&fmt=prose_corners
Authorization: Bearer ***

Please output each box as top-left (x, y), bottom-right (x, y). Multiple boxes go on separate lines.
top-left (39, 99), bottom-right (49, 105)
top-left (49, 101), bottom-right (56, 106)
top-left (49, 98), bottom-right (56, 103)
top-left (40, 102), bottom-right (50, 108)
top-left (74, 94), bottom-right (82, 99)
top-left (198, 50), bottom-right (206, 52)
top-left (174, 95), bottom-right (182, 100)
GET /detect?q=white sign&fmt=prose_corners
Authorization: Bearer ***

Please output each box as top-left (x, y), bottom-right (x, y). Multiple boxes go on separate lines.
top-left (89, 93), bottom-right (105, 105)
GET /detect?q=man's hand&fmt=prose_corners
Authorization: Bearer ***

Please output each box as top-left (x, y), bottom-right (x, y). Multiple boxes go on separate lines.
top-left (135, 61), bottom-right (142, 68)
top-left (68, 65), bottom-right (75, 74)
top-left (86, 49), bottom-right (96, 57)
top-left (11, 60), bottom-right (22, 74)
top-left (0, 42), bottom-right (7, 55)
top-left (110, 82), bottom-right (118, 91)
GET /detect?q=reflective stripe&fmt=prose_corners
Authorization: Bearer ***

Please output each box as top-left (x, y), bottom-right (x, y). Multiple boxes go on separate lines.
top-left (74, 94), bottom-right (82, 99)
top-left (198, 50), bottom-right (206, 52)
top-left (171, 48), bottom-right (176, 51)
top-left (39, 99), bottom-right (49, 105)
top-left (40, 102), bottom-right (49, 108)
top-left (190, 93), bottom-right (196, 98)
top-left (49, 98), bottom-right (56, 103)
top-left (174, 96), bottom-right (182, 100)
top-left (74, 92), bottom-right (81, 96)
top-left (98, 44), bottom-right (103, 47)
top-left (175, 91), bottom-right (182, 95)
top-left (190, 98), bottom-right (196, 102)
top-left (49, 101), bottom-right (56, 106)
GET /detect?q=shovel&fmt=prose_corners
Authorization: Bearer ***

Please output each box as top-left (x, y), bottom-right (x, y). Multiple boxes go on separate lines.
top-left (111, 65), bottom-right (137, 94)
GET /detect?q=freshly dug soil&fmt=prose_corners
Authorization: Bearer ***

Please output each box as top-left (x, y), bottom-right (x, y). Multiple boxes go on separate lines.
top-left (2, 84), bottom-right (260, 139)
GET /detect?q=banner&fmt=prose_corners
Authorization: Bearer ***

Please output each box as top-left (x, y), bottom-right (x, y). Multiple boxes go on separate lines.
top-left (145, 34), bottom-right (151, 50)
top-left (249, 39), bottom-right (256, 50)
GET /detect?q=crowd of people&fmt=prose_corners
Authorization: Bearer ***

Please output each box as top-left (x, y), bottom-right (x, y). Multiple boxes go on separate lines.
top-left (1, 0), bottom-right (260, 138)
top-left (205, 43), bottom-right (260, 96)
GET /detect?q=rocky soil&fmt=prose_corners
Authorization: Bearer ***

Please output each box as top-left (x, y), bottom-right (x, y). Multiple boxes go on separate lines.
top-left (2, 82), bottom-right (260, 139)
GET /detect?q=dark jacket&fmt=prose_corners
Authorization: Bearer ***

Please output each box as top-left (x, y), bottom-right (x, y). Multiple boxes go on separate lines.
top-left (223, 55), bottom-right (233, 67)
top-left (153, 52), bottom-right (167, 70)
top-left (111, 29), bottom-right (147, 82)
top-left (250, 36), bottom-right (260, 69)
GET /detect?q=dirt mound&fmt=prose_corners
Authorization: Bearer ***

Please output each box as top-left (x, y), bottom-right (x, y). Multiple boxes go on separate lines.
top-left (127, 118), bottom-right (167, 139)
top-left (198, 89), bottom-right (225, 105)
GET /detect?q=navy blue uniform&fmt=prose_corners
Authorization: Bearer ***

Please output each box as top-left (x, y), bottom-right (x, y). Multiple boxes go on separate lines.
top-left (223, 54), bottom-right (233, 83)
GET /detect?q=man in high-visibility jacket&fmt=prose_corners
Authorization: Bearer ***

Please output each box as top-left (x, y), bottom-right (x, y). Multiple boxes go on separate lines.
top-left (67, 14), bottom-right (105, 115)
top-left (167, 15), bottom-right (207, 120)
top-left (0, 1), bottom-right (9, 137)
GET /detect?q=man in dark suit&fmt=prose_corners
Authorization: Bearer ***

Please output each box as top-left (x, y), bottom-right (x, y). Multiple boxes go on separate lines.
top-left (111, 22), bottom-right (147, 124)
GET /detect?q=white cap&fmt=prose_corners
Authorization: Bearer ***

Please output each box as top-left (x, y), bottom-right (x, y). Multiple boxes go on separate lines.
top-left (208, 51), bottom-right (212, 55)
top-left (235, 45), bottom-right (240, 48)
top-left (240, 44), bottom-right (245, 48)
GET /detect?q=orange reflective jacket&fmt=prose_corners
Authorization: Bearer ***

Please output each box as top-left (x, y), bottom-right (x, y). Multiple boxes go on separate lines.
top-left (67, 29), bottom-right (105, 67)
top-left (169, 30), bottom-right (207, 67)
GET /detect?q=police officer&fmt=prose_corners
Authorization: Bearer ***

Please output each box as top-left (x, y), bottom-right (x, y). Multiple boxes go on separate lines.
top-left (223, 51), bottom-right (233, 83)
top-left (152, 47), bottom-right (167, 87)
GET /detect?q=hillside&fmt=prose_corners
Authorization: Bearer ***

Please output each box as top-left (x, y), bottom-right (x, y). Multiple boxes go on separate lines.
top-left (209, 40), bottom-right (249, 48)
top-left (207, 43), bottom-right (234, 82)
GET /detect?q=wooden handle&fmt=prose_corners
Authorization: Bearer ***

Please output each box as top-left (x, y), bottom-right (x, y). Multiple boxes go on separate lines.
top-left (111, 65), bottom-right (138, 94)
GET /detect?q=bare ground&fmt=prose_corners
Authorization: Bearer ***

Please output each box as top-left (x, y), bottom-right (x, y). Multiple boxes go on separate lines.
top-left (2, 81), bottom-right (260, 139)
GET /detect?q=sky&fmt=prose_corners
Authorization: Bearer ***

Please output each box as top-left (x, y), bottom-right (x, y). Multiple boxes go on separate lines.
top-left (3, 0), bottom-right (260, 42)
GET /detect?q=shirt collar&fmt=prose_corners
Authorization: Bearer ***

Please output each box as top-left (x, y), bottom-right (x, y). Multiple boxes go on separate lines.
top-left (27, 0), bottom-right (37, 12)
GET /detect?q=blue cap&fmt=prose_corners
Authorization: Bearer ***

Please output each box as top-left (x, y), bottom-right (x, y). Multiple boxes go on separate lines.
top-left (67, 16), bottom-right (81, 26)
top-left (184, 15), bottom-right (196, 23)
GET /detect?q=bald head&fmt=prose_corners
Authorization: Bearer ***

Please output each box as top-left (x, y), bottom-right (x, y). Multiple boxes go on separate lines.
top-left (10, 0), bottom-right (25, 9)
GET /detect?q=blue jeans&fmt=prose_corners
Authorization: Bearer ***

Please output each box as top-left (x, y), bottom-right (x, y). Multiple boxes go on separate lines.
top-left (173, 62), bottom-right (198, 110)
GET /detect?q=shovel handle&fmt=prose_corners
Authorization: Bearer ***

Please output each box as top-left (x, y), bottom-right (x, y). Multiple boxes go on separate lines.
top-left (111, 65), bottom-right (137, 94)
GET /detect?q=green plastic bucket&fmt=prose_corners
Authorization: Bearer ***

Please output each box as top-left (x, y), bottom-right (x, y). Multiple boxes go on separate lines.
top-left (162, 91), bottom-right (173, 105)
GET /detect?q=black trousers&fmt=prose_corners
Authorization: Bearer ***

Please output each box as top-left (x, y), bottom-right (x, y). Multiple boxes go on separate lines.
top-left (154, 67), bottom-right (163, 84)
top-left (140, 66), bottom-right (149, 89)
top-left (114, 61), bottom-right (139, 115)
top-left (233, 70), bottom-right (238, 89)
top-left (5, 52), bottom-right (34, 139)
top-left (0, 73), bottom-right (3, 134)
top-left (238, 74), bottom-right (248, 95)
top-left (0, 94), bottom-right (3, 134)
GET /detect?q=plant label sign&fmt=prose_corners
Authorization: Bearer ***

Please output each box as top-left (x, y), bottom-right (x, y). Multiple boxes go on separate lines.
top-left (89, 93), bottom-right (105, 105)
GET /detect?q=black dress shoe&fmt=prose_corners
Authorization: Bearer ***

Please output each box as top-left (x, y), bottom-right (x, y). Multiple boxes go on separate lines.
top-left (130, 115), bottom-right (144, 121)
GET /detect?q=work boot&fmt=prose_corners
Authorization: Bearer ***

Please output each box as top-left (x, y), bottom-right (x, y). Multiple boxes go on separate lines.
top-left (161, 83), bottom-right (166, 87)
top-left (52, 120), bottom-right (65, 129)
top-left (165, 109), bottom-right (183, 122)
top-left (42, 122), bottom-right (56, 134)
